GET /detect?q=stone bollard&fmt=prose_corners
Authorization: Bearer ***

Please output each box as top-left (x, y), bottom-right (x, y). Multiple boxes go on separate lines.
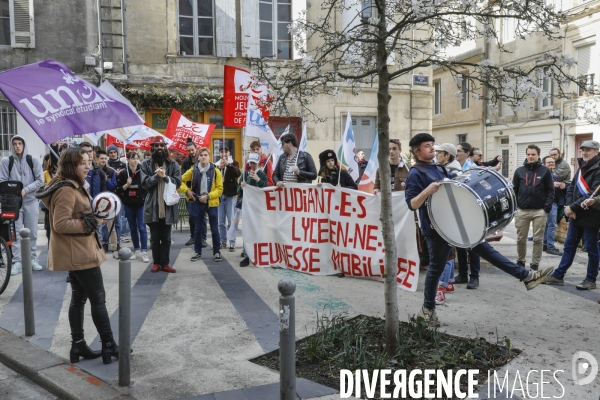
top-left (118, 247), bottom-right (132, 387)
top-left (20, 228), bottom-right (35, 337)
top-left (278, 278), bottom-right (296, 400)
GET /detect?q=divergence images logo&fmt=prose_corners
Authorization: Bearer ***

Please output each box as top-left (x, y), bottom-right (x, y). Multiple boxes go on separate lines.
top-left (572, 351), bottom-right (598, 386)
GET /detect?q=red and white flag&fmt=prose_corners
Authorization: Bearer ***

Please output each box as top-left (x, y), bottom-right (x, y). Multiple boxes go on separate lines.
top-left (164, 109), bottom-right (215, 154)
top-left (223, 65), bottom-right (270, 127)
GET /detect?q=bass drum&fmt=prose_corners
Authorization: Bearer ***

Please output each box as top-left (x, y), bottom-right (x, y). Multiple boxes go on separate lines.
top-left (427, 167), bottom-right (517, 248)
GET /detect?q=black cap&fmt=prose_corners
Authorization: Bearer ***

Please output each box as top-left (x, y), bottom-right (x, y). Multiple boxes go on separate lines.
top-left (408, 133), bottom-right (435, 148)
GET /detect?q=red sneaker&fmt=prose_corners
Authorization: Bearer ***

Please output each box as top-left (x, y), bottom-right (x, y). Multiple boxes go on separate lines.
top-left (161, 265), bottom-right (177, 273)
top-left (435, 286), bottom-right (446, 305)
top-left (446, 282), bottom-right (455, 293)
top-left (151, 264), bottom-right (160, 273)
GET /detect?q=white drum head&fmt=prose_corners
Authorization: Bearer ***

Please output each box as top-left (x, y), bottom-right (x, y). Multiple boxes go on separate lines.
top-left (428, 182), bottom-right (486, 247)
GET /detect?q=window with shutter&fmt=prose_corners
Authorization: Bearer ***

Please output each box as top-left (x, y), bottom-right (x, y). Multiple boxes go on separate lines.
top-left (434, 81), bottom-right (441, 115)
top-left (241, 0), bottom-right (260, 57)
top-left (460, 77), bottom-right (469, 110)
top-left (178, 0), bottom-right (215, 56)
top-left (539, 66), bottom-right (554, 109)
top-left (9, 0), bottom-right (34, 48)
top-left (259, 0), bottom-right (294, 59)
top-left (0, 101), bottom-right (17, 158)
top-left (215, 0), bottom-right (236, 57)
top-left (577, 43), bottom-right (596, 96)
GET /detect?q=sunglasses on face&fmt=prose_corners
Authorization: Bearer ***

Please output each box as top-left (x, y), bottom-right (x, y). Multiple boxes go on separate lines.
top-left (153, 144), bottom-right (166, 148)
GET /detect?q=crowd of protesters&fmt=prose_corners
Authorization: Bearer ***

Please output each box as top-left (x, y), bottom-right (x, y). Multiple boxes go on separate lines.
top-left (1, 133), bottom-right (595, 318)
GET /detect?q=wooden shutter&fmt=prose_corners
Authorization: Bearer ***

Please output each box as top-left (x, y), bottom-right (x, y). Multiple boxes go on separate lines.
top-left (516, 142), bottom-right (552, 168)
top-left (291, 0), bottom-right (306, 59)
top-left (215, 0), bottom-right (237, 57)
top-left (9, 0), bottom-right (35, 48)
top-left (241, 0), bottom-right (260, 58)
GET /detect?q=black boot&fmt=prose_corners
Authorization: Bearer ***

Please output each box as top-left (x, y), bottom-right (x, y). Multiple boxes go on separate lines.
top-left (70, 340), bottom-right (101, 363)
top-left (101, 339), bottom-right (119, 364)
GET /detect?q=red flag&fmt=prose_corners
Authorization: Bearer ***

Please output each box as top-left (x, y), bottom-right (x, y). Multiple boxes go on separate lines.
top-left (223, 65), bottom-right (270, 127)
top-left (106, 134), bottom-right (140, 150)
top-left (164, 109), bottom-right (215, 154)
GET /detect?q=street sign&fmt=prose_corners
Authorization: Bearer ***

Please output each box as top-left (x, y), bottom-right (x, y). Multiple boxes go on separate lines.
top-left (413, 75), bottom-right (429, 86)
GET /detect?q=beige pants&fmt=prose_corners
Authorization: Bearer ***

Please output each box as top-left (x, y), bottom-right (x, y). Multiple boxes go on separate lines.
top-left (514, 208), bottom-right (547, 266)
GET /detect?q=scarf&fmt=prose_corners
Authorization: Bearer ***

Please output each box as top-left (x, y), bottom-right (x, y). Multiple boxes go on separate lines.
top-left (580, 155), bottom-right (600, 174)
top-left (197, 162), bottom-right (210, 195)
top-left (155, 162), bottom-right (166, 219)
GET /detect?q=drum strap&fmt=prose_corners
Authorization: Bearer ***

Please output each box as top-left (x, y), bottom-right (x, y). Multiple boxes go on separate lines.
top-left (442, 184), bottom-right (471, 246)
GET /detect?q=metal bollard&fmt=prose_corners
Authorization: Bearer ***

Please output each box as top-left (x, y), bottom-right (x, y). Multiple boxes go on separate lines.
top-left (278, 278), bottom-right (296, 400)
top-left (20, 229), bottom-right (35, 337)
top-left (118, 247), bottom-right (132, 387)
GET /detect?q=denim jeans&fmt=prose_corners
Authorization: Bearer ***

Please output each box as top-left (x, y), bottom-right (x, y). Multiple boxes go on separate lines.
top-left (218, 196), bottom-right (236, 245)
top-left (120, 210), bottom-right (130, 237)
top-left (439, 260), bottom-right (455, 288)
top-left (552, 223), bottom-right (599, 282)
top-left (424, 231), bottom-right (529, 310)
top-left (543, 203), bottom-right (558, 249)
top-left (457, 248), bottom-right (480, 279)
top-left (191, 202), bottom-right (219, 255)
top-left (68, 267), bottom-right (113, 342)
top-left (123, 205), bottom-right (147, 251)
top-left (148, 219), bottom-right (172, 267)
top-left (424, 232), bottom-right (454, 310)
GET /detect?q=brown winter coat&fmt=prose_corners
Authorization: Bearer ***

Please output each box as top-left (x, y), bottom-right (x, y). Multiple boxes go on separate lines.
top-left (374, 161), bottom-right (410, 192)
top-left (37, 179), bottom-right (106, 271)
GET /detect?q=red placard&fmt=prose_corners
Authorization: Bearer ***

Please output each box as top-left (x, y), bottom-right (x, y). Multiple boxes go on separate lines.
top-left (165, 109), bottom-right (215, 154)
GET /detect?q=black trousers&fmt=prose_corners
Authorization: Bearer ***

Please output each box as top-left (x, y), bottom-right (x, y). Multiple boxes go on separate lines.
top-left (148, 218), bottom-right (172, 267)
top-left (68, 267), bottom-right (113, 343)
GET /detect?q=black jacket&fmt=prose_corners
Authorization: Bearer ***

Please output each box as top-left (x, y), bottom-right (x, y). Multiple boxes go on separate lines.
top-left (319, 167), bottom-right (358, 189)
top-left (108, 158), bottom-right (126, 171)
top-left (356, 160), bottom-right (368, 183)
top-left (273, 151), bottom-right (317, 184)
top-left (220, 162), bottom-right (241, 197)
top-left (512, 160), bottom-right (554, 213)
top-left (477, 156), bottom-right (501, 168)
top-left (566, 157), bottom-right (600, 228)
top-left (116, 165), bottom-right (146, 207)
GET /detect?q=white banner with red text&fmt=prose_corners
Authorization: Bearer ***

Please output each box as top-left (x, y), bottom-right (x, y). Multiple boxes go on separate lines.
top-left (242, 184), bottom-right (419, 291)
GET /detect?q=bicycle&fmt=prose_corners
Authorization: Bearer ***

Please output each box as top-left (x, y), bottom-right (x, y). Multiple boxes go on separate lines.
top-left (0, 180), bottom-right (22, 294)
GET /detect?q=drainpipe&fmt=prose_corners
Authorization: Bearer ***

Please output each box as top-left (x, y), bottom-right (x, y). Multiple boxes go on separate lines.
top-left (483, 40), bottom-right (489, 156)
top-left (96, 0), bottom-right (104, 84)
top-left (121, 0), bottom-right (128, 74)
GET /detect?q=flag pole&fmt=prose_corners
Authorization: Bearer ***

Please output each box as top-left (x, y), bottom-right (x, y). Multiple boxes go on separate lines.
top-left (47, 145), bottom-right (59, 160)
top-left (123, 137), bottom-right (129, 178)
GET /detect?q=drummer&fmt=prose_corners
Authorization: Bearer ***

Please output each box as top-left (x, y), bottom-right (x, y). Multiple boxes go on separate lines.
top-left (404, 133), bottom-right (554, 327)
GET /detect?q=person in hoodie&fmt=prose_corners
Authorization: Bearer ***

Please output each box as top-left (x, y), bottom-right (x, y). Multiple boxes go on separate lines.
top-left (544, 141), bottom-right (600, 290)
top-left (318, 150), bottom-right (357, 189)
top-left (513, 144), bottom-right (554, 271)
top-left (0, 135), bottom-right (44, 274)
top-left (96, 150), bottom-right (122, 259)
top-left (116, 152), bottom-right (149, 263)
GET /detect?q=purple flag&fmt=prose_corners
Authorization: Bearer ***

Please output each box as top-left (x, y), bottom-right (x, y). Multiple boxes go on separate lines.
top-left (0, 60), bottom-right (142, 144)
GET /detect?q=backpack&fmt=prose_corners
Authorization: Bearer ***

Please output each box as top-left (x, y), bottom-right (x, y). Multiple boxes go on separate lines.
top-left (8, 155), bottom-right (34, 176)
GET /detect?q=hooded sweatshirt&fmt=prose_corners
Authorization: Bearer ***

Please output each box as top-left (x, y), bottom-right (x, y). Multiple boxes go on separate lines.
top-left (0, 135), bottom-right (44, 204)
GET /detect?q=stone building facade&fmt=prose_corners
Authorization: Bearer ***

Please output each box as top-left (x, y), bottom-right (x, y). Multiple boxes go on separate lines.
top-left (0, 0), bottom-right (433, 165)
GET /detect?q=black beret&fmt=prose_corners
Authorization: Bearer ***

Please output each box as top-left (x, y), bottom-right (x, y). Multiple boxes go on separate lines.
top-left (408, 133), bottom-right (435, 147)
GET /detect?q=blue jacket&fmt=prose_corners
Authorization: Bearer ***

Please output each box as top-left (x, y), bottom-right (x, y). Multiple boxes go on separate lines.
top-left (86, 162), bottom-right (107, 198)
top-left (405, 162), bottom-right (448, 237)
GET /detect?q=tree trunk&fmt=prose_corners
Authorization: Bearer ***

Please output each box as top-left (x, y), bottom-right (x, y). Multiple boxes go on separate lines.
top-left (376, 12), bottom-right (398, 356)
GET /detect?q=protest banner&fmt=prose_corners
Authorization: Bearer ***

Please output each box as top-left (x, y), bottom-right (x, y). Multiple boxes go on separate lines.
top-left (165, 109), bottom-right (216, 154)
top-left (242, 183), bottom-right (419, 291)
top-left (0, 60), bottom-right (141, 144)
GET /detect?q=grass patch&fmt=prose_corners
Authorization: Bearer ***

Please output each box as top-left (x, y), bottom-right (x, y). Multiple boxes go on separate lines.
top-left (250, 313), bottom-right (520, 399)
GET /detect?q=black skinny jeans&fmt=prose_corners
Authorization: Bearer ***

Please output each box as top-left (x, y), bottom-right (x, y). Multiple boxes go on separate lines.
top-left (148, 218), bottom-right (173, 267)
top-left (68, 267), bottom-right (113, 343)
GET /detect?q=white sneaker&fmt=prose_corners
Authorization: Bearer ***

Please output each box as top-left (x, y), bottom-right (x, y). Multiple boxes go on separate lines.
top-left (141, 252), bottom-right (150, 263)
top-left (112, 251), bottom-right (120, 260)
top-left (131, 250), bottom-right (139, 260)
top-left (11, 262), bottom-right (22, 276)
top-left (31, 259), bottom-right (43, 271)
